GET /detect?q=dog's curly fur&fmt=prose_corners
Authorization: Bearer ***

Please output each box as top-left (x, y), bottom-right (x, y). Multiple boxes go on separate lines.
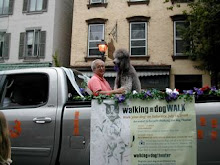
top-left (113, 49), bottom-right (141, 93)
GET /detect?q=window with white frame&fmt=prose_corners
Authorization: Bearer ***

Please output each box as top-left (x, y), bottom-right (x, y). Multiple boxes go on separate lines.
top-left (26, 30), bottom-right (40, 57)
top-left (0, 31), bottom-right (10, 59)
top-left (0, 0), bottom-right (14, 15)
top-left (29, 0), bottom-right (43, 11)
top-left (23, 0), bottom-right (47, 13)
top-left (90, 0), bottom-right (105, 4)
top-left (174, 21), bottom-right (189, 56)
top-left (19, 29), bottom-right (46, 59)
top-left (0, 0), bottom-right (9, 14)
top-left (130, 22), bottom-right (147, 56)
top-left (88, 24), bottom-right (104, 56)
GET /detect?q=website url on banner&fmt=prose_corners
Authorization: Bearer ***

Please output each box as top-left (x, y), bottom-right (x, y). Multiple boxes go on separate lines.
top-left (134, 153), bottom-right (171, 158)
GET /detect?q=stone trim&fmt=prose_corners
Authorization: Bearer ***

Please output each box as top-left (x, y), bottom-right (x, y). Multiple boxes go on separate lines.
top-left (86, 18), bottom-right (108, 24)
top-left (23, 56), bottom-right (41, 62)
top-left (73, 64), bottom-right (171, 72)
top-left (127, 0), bottom-right (150, 6)
top-left (171, 0), bottom-right (193, 4)
top-left (130, 55), bottom-right (150, 61)
top-left (126, 16), bottom-right (150, 22)
top-left (87, 3), bottom-right (108, 9)
top-left (172, 55), bottom-right (189, 61)
top-left (84, 56), bottom-right (106, 62)
top-left (0, 62), bottom-right (52, 71)
top-left (170, 14), bottom-right (187, 21)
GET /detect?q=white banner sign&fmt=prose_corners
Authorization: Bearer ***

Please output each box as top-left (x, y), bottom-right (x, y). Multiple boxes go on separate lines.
top-left (90, 99), bottom-right (197, 165)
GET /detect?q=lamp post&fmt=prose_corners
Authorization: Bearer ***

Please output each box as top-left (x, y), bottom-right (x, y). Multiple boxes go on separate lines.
top-left (98, 39), bottom-right (108, 61)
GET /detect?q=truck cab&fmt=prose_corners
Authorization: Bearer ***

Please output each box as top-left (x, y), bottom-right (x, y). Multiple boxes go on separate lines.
top-left (0, 67), bottom-right (91, 165)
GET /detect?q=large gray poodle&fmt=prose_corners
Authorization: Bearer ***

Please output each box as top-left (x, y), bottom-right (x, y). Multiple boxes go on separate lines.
top-left (113, 49), bottom-right (141, 93)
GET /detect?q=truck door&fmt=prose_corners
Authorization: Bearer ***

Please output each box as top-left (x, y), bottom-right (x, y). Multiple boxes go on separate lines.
top-left (0, 70), bottom-right (58, 165)
top-left (196, 102), bottom-right (220, 165)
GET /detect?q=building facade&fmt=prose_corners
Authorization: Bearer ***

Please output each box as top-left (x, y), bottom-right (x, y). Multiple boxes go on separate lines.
top-left (70, 0), bottom-right (211, 90)
top-left (0, 0), bottom-right (73, 70)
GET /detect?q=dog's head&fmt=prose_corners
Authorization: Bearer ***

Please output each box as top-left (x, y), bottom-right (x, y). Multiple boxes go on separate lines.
top-left (104, 103), bottom-right (119, 122)
top-left (113, 49), bottom-right (130, 72)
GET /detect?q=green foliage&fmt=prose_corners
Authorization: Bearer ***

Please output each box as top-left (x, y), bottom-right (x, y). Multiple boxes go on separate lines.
top-left (52, 50), bottom-right (61, 67)
top-left (72, 86), bottom-right (220, 104)
top-left (184, 0), bottom-right (220, 85)
top-left (94, 94), bottom-right (116, 104)
top-left (164, 0), bottom-right (183, 10)
top-left (178, 93), bottom-right (194, 102)
top-left (165, 0), bottom-right (220, 86)
top-left (80, 81), bottom-right (88, 89)
top-left (73, 88), bottom-right (195, 104)
top-left (73, 95), bottom-right (93, 101)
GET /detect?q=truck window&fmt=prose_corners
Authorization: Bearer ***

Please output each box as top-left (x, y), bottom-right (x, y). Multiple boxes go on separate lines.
top-left (66, 69), bottom-right (90, 100)
top-left (66, 76), bottom-right (78, 99)
top-left (0, 73), bottom-right (49, 109)
top-left (0, 75), bottom-right (3, 82)
top-left (72, 69), bottom-right (86, 88)
top-left (0, 75), bottom-right (6, 104)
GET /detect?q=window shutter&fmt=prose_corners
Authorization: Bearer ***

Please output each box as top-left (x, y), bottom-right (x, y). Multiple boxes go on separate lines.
top-left (8, 0), bottom-right (14, 15)
top-left (23, 0), bottom-right (28, 13)
top-left (3, 33), bottom-right (11, 59)
top-left (19, 33), bottom-right (25, 59)
top-left (42, 0), bottom-right (48, 11)
top-left (39, 31), bottom-right (46, 58)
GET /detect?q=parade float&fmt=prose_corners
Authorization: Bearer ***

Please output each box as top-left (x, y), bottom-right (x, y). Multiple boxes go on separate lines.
top-left (73, 86), bottom-right (220, 165)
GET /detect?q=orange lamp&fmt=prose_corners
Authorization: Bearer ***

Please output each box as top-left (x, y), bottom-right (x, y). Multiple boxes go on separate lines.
top-left (98, 39), bottom-right (108, 53)
top-left (97, 39), bottom-right (108, 61)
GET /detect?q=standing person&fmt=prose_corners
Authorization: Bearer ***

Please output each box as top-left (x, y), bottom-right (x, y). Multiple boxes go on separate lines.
top-left (88, 59), bottom-right (125, 95)
top-left (0, 111), bottom-right (12, 165)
